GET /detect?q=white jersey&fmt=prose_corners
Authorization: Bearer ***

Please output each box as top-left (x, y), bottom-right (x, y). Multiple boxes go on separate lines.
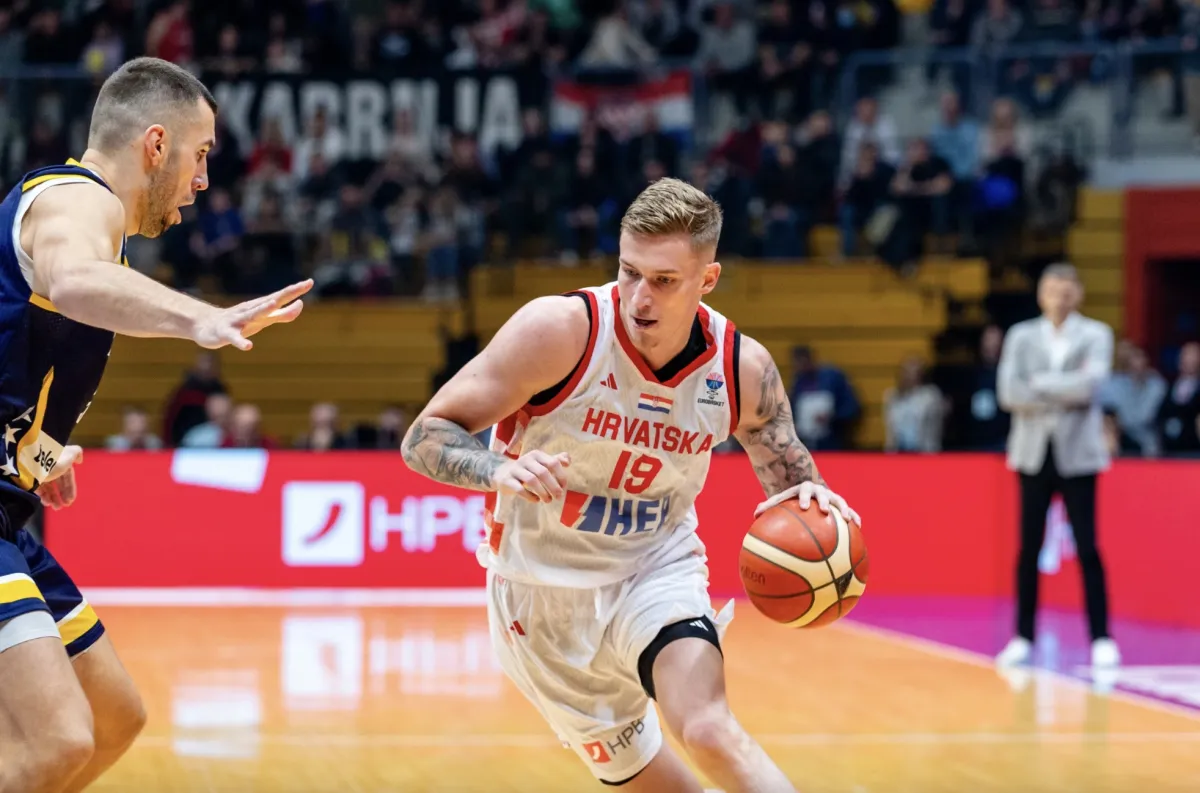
top-left (478, 282), bottom-right (741, 588)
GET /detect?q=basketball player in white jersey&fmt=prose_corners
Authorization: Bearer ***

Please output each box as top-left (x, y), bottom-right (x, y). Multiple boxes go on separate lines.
top-left (402, 178), bottom-right (862, 792)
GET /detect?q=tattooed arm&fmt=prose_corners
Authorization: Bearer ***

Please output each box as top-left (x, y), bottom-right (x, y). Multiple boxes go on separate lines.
top-left (733, 336), bottom-right (825, 495)
top-left (401, 295), bottom-right (590, 494)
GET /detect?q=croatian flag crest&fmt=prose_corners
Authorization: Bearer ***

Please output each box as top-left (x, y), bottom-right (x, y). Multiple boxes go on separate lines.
top-left (638, 393), bottom-right (673, 414)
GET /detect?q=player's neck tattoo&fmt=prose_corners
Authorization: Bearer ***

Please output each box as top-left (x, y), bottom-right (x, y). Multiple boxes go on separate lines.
top-left (401, 417), bottom-right (502, 490)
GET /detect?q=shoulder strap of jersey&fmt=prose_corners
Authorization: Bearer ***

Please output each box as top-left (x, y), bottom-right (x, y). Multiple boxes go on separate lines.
top-left (524, 287), bottom-right (602, 417)
top-left (20, 159), bottom-right (127, 265)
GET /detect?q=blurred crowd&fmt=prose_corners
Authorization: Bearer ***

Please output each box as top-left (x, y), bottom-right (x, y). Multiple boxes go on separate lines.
top-left (0, 0), bottom-right (1115, 298)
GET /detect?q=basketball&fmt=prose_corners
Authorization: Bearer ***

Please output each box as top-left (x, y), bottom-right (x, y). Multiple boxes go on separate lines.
top-left (739, 500), bottom-right (869, 628)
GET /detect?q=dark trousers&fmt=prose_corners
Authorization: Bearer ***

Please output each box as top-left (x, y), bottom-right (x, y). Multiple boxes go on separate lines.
top-left (1016, 447), bottom-right (1111, 642)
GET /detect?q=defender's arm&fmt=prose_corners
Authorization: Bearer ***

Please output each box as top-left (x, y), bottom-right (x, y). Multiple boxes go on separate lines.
top-left (733, 336), bottom-right (824, 494)
top-left (26, 183), bottom-right (309, 349)
top-left (402, 295), bottom-right (590, 495)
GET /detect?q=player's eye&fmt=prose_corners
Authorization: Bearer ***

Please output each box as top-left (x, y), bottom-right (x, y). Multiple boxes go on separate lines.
top-left (623, 268), bottom-right (639, 279)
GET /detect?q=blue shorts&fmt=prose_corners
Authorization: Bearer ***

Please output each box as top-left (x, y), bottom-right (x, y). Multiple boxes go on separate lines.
top-left (0, 529), bottom-right (104, 657)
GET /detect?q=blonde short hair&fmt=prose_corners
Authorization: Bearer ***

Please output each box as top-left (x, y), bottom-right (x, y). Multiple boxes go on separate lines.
top-left (620, 177), bottom-right (723, 250)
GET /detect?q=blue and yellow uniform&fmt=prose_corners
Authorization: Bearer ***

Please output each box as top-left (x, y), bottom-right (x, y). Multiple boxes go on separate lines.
top-left (0, 160), bottom-right (120, 656)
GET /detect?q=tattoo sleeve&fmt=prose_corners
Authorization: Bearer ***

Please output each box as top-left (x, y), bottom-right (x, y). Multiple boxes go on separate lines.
top-left (401, 416), bottom-right (505, 491)
top-left (738, 358), bottom-right (825, 496)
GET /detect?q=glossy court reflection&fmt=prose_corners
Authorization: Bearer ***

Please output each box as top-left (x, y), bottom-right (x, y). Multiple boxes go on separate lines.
top-left (87, 602), bottom-right (1200, 793)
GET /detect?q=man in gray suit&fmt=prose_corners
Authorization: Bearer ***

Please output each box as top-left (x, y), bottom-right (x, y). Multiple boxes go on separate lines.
top-left (995, 263), bottom-right (1120, 669)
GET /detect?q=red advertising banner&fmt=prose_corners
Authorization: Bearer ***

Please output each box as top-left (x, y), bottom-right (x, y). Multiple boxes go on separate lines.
top-left (44, 452), bottom-right (1200, 626)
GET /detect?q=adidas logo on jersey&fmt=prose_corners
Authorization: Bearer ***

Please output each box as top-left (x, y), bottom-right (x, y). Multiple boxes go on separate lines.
top-left (600, 373), bottom-right (617, 389)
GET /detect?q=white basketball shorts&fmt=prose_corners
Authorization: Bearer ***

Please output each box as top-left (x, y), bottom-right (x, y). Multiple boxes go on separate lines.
top-left (486, 533), bottom-right (735, 785)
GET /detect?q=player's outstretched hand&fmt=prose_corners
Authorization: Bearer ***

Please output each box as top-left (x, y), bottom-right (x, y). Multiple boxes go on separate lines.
top-left (492, 450), bottom-right (571, 504)
top-left (754, 480), bottom-right (861, 527)
top-left (193, 279), bottom-right (314, 351)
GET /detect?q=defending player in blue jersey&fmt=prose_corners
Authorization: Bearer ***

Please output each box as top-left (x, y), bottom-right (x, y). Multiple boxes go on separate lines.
top-left (0, 57), bottom-right (311, 793)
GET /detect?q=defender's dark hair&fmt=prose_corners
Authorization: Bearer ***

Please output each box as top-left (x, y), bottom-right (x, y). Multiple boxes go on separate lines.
top-left (88, 57), bottom-right (218, 151)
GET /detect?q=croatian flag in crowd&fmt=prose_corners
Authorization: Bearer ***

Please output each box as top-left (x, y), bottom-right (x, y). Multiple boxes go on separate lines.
top-left (549, 70), bottom-right (694, 143)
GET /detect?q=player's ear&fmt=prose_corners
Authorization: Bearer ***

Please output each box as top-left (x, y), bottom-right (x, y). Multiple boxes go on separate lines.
top-left (143, 124), bottom-right (168, 165)
top-left (699, 261), bottom-right (721, 294)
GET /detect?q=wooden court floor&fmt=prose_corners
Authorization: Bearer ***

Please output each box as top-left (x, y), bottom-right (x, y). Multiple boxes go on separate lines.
top-left (84, 603), bottom-right (1200, 792)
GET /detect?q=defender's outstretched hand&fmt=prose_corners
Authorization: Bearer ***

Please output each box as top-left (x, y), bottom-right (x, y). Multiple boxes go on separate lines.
top-left (754, 480), bottom-right (861, 527)
top-left (192, 279), bottom-right (314, 351)
top-left (493, 451), bottom-right (571, 504)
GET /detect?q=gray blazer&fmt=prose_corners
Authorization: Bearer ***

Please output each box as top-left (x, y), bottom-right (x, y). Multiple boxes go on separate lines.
top-left (997, 313), bottom-right (1114, 477)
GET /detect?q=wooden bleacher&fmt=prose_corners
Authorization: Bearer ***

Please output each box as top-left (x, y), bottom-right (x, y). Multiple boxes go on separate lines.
top-left (1068, 188), bottom-right (1125, 336)
top-left (79, 234), bottom-right (984, 450)
top-left (74, 303), bottom-right (461, 447)
top-left (471, 255), bottom-right (987, 448)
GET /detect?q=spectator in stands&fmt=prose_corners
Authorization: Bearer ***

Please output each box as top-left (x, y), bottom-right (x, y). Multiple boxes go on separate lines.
top-left (199, 187), bottom-right (246, 293)
top-left (1010, 0), bottom-right (1078, 117)
top-left (242, 191), bottom-right (300, 293)
top-left (24, 9), bottom-right (77, 66)
top-left (630, 0), bottom-right (695, 58)
top-left (204, 24), bottom-right (256, 78)
top-left (982, 97), bottom-right (1034, 163)
top-left (884, 356), bottom-right (946, 453)
top-left (106, 407), bottom-right (165, 452)
top-left (887, 138), bottom-right (954, 269)
top-left (221, 404), bottom-right (277, 449)
top-left (163, 352), bottom-right (229, 446)
top-left (264, 12), bottom-right (304, 74)
top-left (838, 96), bottom-right (900, 190)
top-left (372, 0), bottom-right (434, 72)
top-left (694, 1), bottom-right (757, 115)
top-left (757, 143), bottom-right (807, 258)
top-left (422, 187), bottom-right (467, 301)
top-left (1158, 341), bottom-right (1200, 456)
top-left (789, 345), bottom-right (860, 451)
top-left (246, 117), bottom-right (294, 177)
top-left (506, 148), bottom-right (562, 259)
top-left (626, 114), bottom-right (680, 181)
top-left (579, 0), bottom-right (658, 68)
top-left (180, 393), bottom-right (234, 449)
top-left (351, 406), bottom-right (410, 450)
top-left (387, 188), bottom-right (423, 292)
top-left (796, 111), bottom-right (841, 218)
top-left (81, 20), bottom-right (125, 78)
top-left (1100, 344), bottom-right (1166, 456)
top-left (558, 149), bottom-right (615, 262)
top-left (971, 0), bottom-right (1024, 56)
top-left (295, 402), bottom-right (350, 451)
top-left (755, 0), bottom-right (814, 121)
top-left (293, 107), bottom-right (346, 183)
top-left (960, 324), bottom-right (1011, 451)
top-left (975, 125), bottom-right (1027, 257)
top-left (316, 184), bottom-right (389, 297)
top-left (930, 92), bottom-right (980, 237)
top-left (839, 141), bottom-right (896, 258)
top-left (144, 0), bottom-right (194, 68)
top-left (927, 0), bottom-right (974, 101)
